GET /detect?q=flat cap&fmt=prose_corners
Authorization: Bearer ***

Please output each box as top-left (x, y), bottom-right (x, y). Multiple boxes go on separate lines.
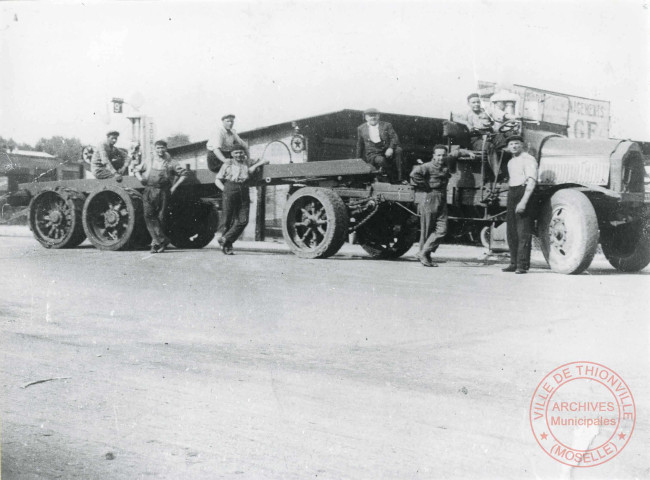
top-left (107, 130), bottom-right (120, 137)
top-left (221, 114), bottom-right (236, 120)
top-left (506, 135), bottom-right (524, 143)
top-left (154, 140), bottom-right (168, 147)
top-left (363, 108), bottom-right (380, 115)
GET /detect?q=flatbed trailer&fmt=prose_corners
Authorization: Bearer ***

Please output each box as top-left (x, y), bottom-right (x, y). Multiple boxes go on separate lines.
top-left (11, 138), bottom-right (650, 275)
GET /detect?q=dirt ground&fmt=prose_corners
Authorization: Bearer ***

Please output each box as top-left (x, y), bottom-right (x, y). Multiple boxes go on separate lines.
top-left (1, 232), bottom-right (649, 479)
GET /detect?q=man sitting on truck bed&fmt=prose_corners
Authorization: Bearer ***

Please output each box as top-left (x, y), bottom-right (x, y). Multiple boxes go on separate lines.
top-left (356, 108), bottom-right (406, 183)
top-left (91, 130), bottom-right (130, 180)
top-left (206, 114), bottom-right (250, 173)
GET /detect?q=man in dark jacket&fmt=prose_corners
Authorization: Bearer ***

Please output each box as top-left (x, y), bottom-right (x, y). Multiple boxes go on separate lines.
top-left (356, 108), bottom-right (405, 182)
top-left (410, 145), bottom-right (474, 267)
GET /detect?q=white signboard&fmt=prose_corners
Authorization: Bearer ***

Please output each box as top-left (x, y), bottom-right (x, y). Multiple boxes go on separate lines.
top-left (567, 96), bottom-right (611, 139)
top-left (479, 81), bottom-right (611, 139)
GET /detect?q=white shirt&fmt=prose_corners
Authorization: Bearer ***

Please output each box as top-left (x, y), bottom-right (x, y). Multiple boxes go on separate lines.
top-left (507, 152), bottom-right (538, 187)
top-left (206, 127), bottom-right (248, 154)
top-left (368, 124), bottom-right (381, 143)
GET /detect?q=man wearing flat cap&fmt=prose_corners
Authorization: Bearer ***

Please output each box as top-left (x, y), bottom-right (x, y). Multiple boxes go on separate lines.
top-left (214, 144), bottom-right (269, 255)
top-left (502, 135), bottom-right (538, 274)
top-left (206, 114), bottom-right (250, 173)
top-left (356, 108), bottom-right (405, 183)
top-left (134, 140), bottom-right (189, 253)
top-left (91, 130), bottom-right (130, 180)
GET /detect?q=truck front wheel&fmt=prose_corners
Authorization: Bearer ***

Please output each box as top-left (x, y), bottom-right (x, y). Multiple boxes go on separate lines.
top-left (282, 187), bottom-right (349, 259)
top-left (538, 189), bottom-right (599, 274)
top-left (600, 212), bottom-right (650, 272)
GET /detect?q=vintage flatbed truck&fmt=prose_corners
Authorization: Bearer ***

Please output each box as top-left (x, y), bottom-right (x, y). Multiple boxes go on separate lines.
top-left (7, 131), bottom-right (650, 275)
top-left (6, 90), bottom-right (650, 274)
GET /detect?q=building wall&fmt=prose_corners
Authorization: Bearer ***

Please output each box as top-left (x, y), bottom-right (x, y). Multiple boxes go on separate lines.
top-left (244, 128), bottom-right (306, 238)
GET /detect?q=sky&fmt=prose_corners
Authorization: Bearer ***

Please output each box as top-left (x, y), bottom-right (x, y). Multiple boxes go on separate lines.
top-left (1, 0), bottom-right (649, 147)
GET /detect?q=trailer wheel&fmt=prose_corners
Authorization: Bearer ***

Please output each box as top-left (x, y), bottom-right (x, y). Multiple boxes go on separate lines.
top-left (167, 200), bottom-right (219, 249)
top-left (538, 189), bottom-right (599, 274)
top-left (600, 212), bottom-right (650, 272)
top-left (282, 187), bottom-right (349, 258)
top-left (29, 189), bottom-right (86, 249)
top-left (82, 186), bottom-right (150, 251)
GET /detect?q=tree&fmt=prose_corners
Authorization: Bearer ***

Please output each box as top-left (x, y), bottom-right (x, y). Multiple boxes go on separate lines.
top-left (166, 133), bottom-right (191, 148)
top-left (0, 136), bottom-right (34, 153)
top-left (34, 136), bottom-right (84, 163)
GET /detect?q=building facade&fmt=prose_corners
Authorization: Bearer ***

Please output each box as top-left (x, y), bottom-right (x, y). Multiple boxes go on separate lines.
top-left (168, 109), bottom-right (447, 240)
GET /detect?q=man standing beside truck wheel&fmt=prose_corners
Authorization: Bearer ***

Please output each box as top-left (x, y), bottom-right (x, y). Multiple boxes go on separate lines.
top-left (502, 135), bottom-right (538, 274)
top-left (410, 145), bottom-right (472, 267)
top-left (214, 145), bottom-right (269, 255)
top-left (135, 140), bottom-right (189, 253)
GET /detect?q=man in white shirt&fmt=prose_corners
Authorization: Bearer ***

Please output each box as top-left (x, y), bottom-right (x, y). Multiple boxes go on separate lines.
top-left (502, 135), bottom-right (538, 274)
top-left (206, 114), bottom-right (249, 172)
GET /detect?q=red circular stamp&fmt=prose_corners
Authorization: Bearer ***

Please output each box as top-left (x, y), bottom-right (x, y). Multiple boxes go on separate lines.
top-left (529, 361), bottom-right (635, 467)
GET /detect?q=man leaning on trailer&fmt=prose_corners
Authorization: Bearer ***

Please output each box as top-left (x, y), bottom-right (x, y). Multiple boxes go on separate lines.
top-left (134, 140), bottom-right (189, 253)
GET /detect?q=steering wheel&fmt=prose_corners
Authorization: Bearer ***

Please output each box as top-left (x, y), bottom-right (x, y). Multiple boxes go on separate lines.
top-left (498, 120), bottom-right (521, 134)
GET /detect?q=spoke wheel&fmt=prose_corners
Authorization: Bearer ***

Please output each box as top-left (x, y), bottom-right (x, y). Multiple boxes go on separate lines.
top-left (538, 189), bottom-right (599, 274)
top-left (167, 200), bottom-right (219, 249)
top-left (282, 187), bottom-right (349, 259)
top-left (82, 186), bottom-right (149, 250)
top-left (29, 189), bottom-right (86, 249)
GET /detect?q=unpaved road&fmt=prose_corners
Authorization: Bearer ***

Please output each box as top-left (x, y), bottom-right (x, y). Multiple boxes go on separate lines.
top-left (1, 234), bottom-right (649, 479)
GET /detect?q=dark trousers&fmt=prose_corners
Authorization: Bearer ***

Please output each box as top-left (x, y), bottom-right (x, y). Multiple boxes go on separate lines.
top-left (366, 146), bottom-right (405, 182)
top-left (143, 186), bottom-right (171, 245)
top-left (221, 181), bottom-right (250, 245)
top-left (419, 190), bottom-right (448, 254)
top-left (471, 135), bottom-right (508, 178)
top-left (506, 185), bottom-right (534, 270)
top-left (207, 150), bottom-right (232, 173)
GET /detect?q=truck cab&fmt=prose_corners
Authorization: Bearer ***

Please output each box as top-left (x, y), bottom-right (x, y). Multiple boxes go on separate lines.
top-left (445, 87), bottom-right (650, 273)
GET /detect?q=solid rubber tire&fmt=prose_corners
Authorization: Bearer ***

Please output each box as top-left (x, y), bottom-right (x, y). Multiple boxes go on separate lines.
top-left (282, 187), bottom-right (349, 259)
top-left (538, 189), bottom-right (599, 274)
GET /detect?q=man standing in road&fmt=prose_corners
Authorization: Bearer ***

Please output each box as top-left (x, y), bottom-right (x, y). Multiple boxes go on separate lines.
top-left (206, 114), bottom-right (249, 173)
top-left (356, 108), bottom-right (405, 183)
top-left (502, 135), bottom-right (538, 274)
top-left (410, 145), bottom-right (473, 267)
top-left (135, 140), bottom-right (189, 253)
top-left (214, 145), bottom-right (269, 255)
top-left (91, 131), bottom-right (130, 180)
